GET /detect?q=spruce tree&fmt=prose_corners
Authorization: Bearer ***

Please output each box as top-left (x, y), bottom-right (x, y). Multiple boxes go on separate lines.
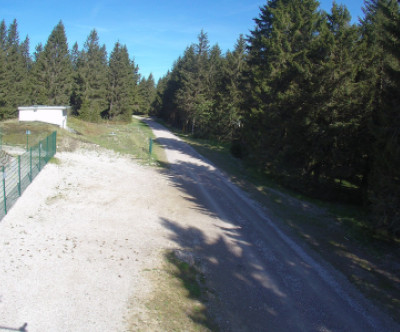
top-left (73, 30), bottom-right (108, 121)
top-left (244, 0), bottom-right (323, 178)
top-left (153, 69), bottom-right (181, 124)
top-left (150, 73), bottom-right (170, 116)
top-left (31, 21), bottom-right (72, 105)
top-left (107, 42), bottom-right (138, 121)
top-left (70, 42), bottom-right (80, 70)
top-left (367, 0), bottom-right (400, 234)
top-left (174, 31), bottom-right (214, 135)
top-left (30, 43), bottom-right (47, 104)
top-left (20, 36), bottom-right (33, 105)
top-left (218, 35), bottom-right (247, 142)
top-left (305, 3), bottom-right (361, 190)
top-left (174, 45), bottom-right (198, 131)
top-left (0, 20), bottom-right (7, 115)
top-left (2, 19), bottom-right (28, 118)
top-left (137, 73), bottom-right (156, 115)
top-left (203, 44), bottom-right (223, 138)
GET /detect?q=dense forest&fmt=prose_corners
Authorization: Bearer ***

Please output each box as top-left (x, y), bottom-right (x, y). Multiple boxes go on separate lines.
top-left (0, 20), bottom-right (155, 122)
top-left (152, 0), bottom-right (400, 236)
top-left (0, 0), bottom-right (399, 236)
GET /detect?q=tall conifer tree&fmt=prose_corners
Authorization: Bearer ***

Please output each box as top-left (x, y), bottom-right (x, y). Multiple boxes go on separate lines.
top-left (0, 20), bottom-right (7, 115)
top-left (73, 30), bottom-right (108, 121)
top-left (31, 21), bottom-right (72, 105)
top-left (367, 0), bottom-right (400, 234)
top-left (1, 19), bottom-right (29, 118)
top-left (174, 31), bottom-right (214, 135)
top-left (244, 0), bottom-right (323, 177)
top-left (137, 73), bottom-right (156, 115)
top-left (107, 42), bottom-right (138, 121)
top-left (218, 35), bottom-right (247, 142)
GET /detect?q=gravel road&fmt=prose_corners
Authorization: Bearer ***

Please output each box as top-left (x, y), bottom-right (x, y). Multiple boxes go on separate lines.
top-left (143, 118), bottom-right (399, 332)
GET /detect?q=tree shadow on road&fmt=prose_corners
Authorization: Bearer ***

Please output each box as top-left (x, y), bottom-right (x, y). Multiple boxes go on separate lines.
top-left (146, 118), bottom-right (399, 331)
top-left (160, 217), bottom-right (296, 331)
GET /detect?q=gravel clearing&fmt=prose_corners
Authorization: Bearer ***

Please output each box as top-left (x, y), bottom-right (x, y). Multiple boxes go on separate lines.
top-left (1, 122), bottom-right (399, 332)
top-left (0, 147), bottom-right (180, 331)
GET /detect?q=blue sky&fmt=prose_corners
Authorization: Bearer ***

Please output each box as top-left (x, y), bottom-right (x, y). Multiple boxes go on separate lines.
top-left (1, 0), bottom-right (365, 82)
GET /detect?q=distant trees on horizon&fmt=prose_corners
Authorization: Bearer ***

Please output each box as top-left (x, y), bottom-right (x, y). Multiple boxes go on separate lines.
top-left (0, 19), bottom-right (155, 122)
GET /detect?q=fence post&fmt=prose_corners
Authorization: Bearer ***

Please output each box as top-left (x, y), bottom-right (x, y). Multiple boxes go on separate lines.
top-left (46, 135), bottom-right (49, 163)
top-left (2, 166), bottom-right (6, 215)
top-left (149, 137), bottom-right (153, 155)
top-left (39, 143), bottom-right (41, 171)
top-left (54, 131), bottom-right (57, 156)
top-left (29, 147), bottom-right (32, 182)
top-left (18, 155), bottom-right (21, 196)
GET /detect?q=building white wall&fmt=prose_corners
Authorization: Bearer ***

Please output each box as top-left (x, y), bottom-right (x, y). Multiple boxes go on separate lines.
top-left (18, 106), bottom-right (68, 129)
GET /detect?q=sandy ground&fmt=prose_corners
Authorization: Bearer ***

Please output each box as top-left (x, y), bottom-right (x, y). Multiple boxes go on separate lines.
top-left (0, 147), bottom-right (185, 331)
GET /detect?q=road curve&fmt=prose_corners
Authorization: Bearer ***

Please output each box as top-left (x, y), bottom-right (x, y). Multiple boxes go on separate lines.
top-left (143, 118), bottom-right (398, 332)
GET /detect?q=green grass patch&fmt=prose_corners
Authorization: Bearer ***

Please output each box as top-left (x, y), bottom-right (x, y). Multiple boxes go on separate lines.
top-left (48, 157), bottom-right (61, 165)
top-left (129, 250), bottom-right (217, 331)
top-left (67, 116), bottom-right (167, 166)
top-left (0, 118), bottom-right (58, 147)
top-left (0, 117), bottom-right (167, 167)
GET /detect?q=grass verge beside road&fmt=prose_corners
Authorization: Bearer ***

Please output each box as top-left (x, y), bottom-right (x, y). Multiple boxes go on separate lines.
top-left (67, 117), bottom-right (167, 165)
top-left (0, 117), bottom-right (167, 166)
top-left (130, 250), bottom-right (218, 331)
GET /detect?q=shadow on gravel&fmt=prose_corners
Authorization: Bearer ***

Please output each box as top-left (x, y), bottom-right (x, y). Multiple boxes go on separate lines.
top-left (154, 138), bottom-right (310, 330)
top-left (0, 323), bottom-right (28, 331)
top-left (163, 250), bottom-right (218, 331)
top-left (157, 160), bottom-right (388, 331)
top-left (145, 118), bottom-right (399, 331)
top-left (161, 217), bottom-right (286, 331)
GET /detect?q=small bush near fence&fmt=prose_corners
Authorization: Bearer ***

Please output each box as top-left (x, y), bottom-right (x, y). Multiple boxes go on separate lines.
top-left (0, 131), bottom-right (57, 220)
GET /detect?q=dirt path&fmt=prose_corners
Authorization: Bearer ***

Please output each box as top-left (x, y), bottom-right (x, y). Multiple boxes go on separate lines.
top-left (0, 121), bottom-right (399, 331)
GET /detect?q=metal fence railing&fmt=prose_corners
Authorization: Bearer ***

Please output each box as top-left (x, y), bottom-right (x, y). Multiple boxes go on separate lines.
top-left (0, 131), bottom-right (57, 220)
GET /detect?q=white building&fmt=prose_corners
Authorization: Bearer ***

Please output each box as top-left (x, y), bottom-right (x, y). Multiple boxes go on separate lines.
top-left (18, 105), bottom-right (69, 129)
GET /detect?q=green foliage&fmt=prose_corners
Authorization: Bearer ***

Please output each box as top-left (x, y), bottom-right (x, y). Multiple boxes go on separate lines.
top-left (31, 21), bottom-right (72, 105)
top-left (153, 0), bottom-right (400, 235)
top-left (107, 42), bottom-right (139, 121)
top-left (367, 0), bottom-right (400, 234)
top-left (240, 0), bottom-right (399, 234)
top-left (154, 31), bottom-right (246, 140)
top-left (0, 19), bottom-right (142, 123)
top-left (137, 73), bottom-right (156, 114)
top-left (71, 29), bottom-right (108, 121)
top-left (0, 19), bottom-right (30, 119)
top-left (67, 116), bottom-right (166, 165)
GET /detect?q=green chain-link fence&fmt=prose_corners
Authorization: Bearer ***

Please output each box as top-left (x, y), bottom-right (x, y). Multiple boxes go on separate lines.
top-left (0, 131), bottom-right (57, 220)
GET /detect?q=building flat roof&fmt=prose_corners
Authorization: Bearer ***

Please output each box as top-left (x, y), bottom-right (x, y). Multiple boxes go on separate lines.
top-left (18, 105), bottom-right (70, 110)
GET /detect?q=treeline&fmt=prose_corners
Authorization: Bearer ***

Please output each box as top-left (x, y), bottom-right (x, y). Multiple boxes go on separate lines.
top-left (153, 0), bottom-right (400, 236)
top-left (0, 19), bottom-right (156, 122)
top-left (153, 30), bottom-right (246, 141)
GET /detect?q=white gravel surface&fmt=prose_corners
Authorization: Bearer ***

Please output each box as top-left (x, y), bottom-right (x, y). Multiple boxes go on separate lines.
top-left (1, 123), bottom-right (399, 332)
top-left (0, 148), bottom-right (179, 331)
